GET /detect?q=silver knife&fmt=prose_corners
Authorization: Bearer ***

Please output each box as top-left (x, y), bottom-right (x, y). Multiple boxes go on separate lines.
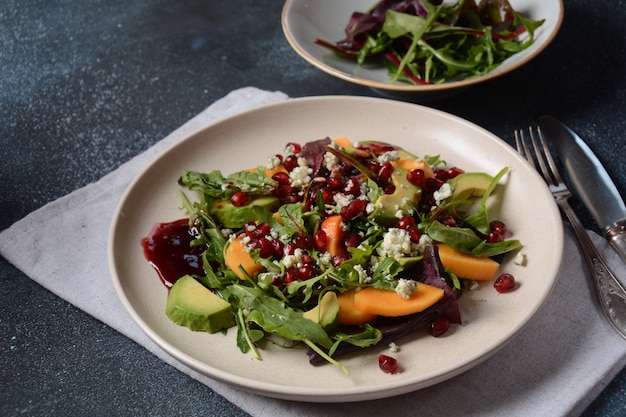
top-left (538, 115), bottom-right (626, 264)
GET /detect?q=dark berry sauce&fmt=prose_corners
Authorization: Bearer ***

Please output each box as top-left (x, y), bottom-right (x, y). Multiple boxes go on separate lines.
top-left (141, 218), bottom-right (204, 288)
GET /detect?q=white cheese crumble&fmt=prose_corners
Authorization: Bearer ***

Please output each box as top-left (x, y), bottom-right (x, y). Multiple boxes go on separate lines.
top-left (354, 264), bottom-right (371, 284)
top-left (433, 182), bottom-right (453, 205)
top-left (395, 278), bottom-right (418, 299)
top-left (378, 150), bottom-right (400, 163)
top-left (289, 165), bottom-right (313, 188)
top-left (514, 251), bottom-right (526, 266)
top-left (266, 154), bottom-right (282, 170)
top-left (323, 151), bottom-right (340, 171)
top-left (377, 228), bottom-right (413, 259)
top-left (333, 192), bottom-right (354, 209)
top-left (389, 342), bottom-right (400, 353)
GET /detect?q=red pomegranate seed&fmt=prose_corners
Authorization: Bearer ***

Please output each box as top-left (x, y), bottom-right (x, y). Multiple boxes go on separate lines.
top-left (433, 169), bottom-right (448, 181)
top-left (344, 178), bottom-right (361, 196)
top-left (494, 273), bottom-right (517, 293)
top-left (344, 233), bottom-right (363, 248)
top-left (340, 199), bottom-right (367, 221)
top-left (447, 166), bottom-right (464, 179)
top-left (284, 268), bottom-right (299, 283)
top-left (272, 171), bottom-right (291, 186)
top-left (298, 264), bottom-right (316, 280)
top-left (486, 231), bottom-right (503, 243)
top-left (327, 176), bottom-right (343, 190)
top-left (293, 234), bottom-right (313, 250)
top-left (274, 184), bottom-right (297, 198)
top-left (377, 162), bottom-right (394, 183)
top-left (313, 230), bottom-right (327, 251)
top-left (430, 316), bottom-right (450, 337)
top-left (283, 155), bottom-right (298, 171)
top-left (406, 169), bottom-right (425, 187)
top-left (425, 177), bottom-right (444, 193)
top-left (384, 184), bottom-right (396, 194)
top-left (409, 228), bottom-right (421, 242)
top-left (396, 216), bottom-right (416, 230)
top-left (285, 142), bottom-right (302, 155)
top-left (378, 354), bottom-right (400, 374)
top-left (230, 191), bottom-right (251, 207)
top-left (490, 220), bottom-right (506, 235)
top-left (331, 254), bottom-right (350, 266)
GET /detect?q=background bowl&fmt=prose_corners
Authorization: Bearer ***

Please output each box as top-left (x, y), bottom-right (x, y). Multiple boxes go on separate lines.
top-left (282, 0), bottom-right (564, 101)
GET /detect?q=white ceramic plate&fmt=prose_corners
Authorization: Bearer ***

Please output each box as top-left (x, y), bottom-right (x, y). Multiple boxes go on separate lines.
top-left (109, 96), bottom-right (563, 402)
top-left (282, 0), bottom-right (564, 99)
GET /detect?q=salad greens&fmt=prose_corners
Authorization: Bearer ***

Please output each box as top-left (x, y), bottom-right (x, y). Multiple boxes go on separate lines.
top-left (315, 0), bottom-right (545, 84)
top-left (150, 137), bottom-right (523, 374)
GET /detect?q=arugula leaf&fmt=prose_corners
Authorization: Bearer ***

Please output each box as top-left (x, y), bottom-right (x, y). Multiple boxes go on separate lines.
top-left (230, 285), bottom-right (334, 349)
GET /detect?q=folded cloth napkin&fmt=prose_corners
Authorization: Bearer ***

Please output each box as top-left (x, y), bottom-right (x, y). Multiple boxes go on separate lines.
top-left (1, 87), bottom-right (625, 417)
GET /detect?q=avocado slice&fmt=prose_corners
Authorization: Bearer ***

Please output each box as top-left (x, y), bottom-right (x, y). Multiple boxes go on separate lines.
top-left (207, 195), bottom-right (280, 228)
top-left (370, 166), bottom-right (421, 225)
top-left (165, 275), bottom-right (235, 333)
top-left (446, 172), bottom-right (494, 201)
top-left (302, 292), bottom-right (340, 330)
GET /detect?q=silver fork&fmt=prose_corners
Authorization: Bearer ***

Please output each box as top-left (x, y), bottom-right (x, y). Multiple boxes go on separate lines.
top-left (515, 126), bottom-right (626, 340)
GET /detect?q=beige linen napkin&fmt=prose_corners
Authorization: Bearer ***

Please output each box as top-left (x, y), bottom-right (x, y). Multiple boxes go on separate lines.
top-left (1, 87), bottom-right (625, 417)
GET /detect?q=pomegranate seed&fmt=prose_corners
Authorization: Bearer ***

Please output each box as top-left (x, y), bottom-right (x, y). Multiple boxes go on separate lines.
top-left (270, 239), bottom-right (284, 257)
top-left (274, 184), bottom-right (297, 198)
top-left (313, 230), bottom-right (327, 251)
top-left (378, 354), bottom-right (400, 374)
top-left (293, 234), bottom-right (313, 250)
top-left (285, 142), bottom-right (302, 155)
top-left (340, 199), bottom-right (368, 220)
top-left (300, 253), bottom-right (314, 265)
top-left (272, 171), bottom-right (291, 186)
top-left (384, 184), bottom-right (396, 194)
top-left (377, 162), bottom-right (394, 183)
top-left (396, 216), bottom-right (416, 230)
top-left (486, 231), bottom-right (503, 243)
top-left (320, 188), bottom-right (334, 204)
top-left (331, 253), bottom-right (351, 266)
top-left (430, 316), bottom-right (450, 337)
top-left (447, 166), bottom-right (464, 179)
top-left (327, 176), bottom-right (343, 190)
top-left (344, 178), bottom-right (361, 196)
top-left (433, 169), bottom-right (448, 181)
top-left (230, 191), bottom-right (251, 207)
top-left (409, 228), bottom-right (421, 242)
top-left (284, 268), bottom-right (299, 283)
top-left (254, 238), bottom-right (275, 258)
top-left (298, 264), bottom-right (316, 280)
top-left (406, 169), bottom-right (425, 187)
top-left (283, 192), bottom-right (301, 204)
top-left (344, 233), bottom-right (363, 248)
top-left (425, 177), bottom-right (445, 193)
top-left (283, 155), bottom-right (298, 171)
top-left (490, 220), bottom-right (506, 235)
top-left (494, 273), bottom-right (517, 293)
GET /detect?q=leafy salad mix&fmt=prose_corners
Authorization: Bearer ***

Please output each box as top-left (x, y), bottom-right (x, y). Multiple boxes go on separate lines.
top-left (315, 0), bottom-right (545, 85)
top-left (143, 137), bottom-right (522, 374)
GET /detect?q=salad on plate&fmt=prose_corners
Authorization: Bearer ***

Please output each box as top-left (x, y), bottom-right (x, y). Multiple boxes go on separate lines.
top-left (141, 136), bottom-right (522, 374)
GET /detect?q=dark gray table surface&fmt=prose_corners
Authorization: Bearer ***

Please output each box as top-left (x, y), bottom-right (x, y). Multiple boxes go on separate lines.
top-left (1, 1), bottom-right (625, 416)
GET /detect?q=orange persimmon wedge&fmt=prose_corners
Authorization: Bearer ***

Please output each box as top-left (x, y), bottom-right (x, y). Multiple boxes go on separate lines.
top-left (320, 215), bottom-right (347, 256)
top-left (436, 243), bottom-right (500, 281)
top-left (224, 236), bottom-right (264, 280)
top-left (353, 283), bottom-right (444, 317)
top-left (337, 289), bottom-right (377, 326)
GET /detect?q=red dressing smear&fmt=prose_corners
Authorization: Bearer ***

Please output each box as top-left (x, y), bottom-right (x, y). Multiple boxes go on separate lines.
top-left (141, 219), bottom-right (204, 288)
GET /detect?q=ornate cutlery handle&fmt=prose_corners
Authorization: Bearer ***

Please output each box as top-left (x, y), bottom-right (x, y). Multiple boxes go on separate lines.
top-left (606, 220), bottom-right (626, 265)
top-left (557, 198), bottom-right (626, 339)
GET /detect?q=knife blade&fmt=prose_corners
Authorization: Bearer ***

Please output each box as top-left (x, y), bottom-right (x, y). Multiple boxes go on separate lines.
top-left (538, 115), bottom-right (626, 263)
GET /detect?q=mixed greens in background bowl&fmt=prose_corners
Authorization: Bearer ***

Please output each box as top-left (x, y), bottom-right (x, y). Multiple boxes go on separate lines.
top-left (282, 0), bottom-right (564, 100)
